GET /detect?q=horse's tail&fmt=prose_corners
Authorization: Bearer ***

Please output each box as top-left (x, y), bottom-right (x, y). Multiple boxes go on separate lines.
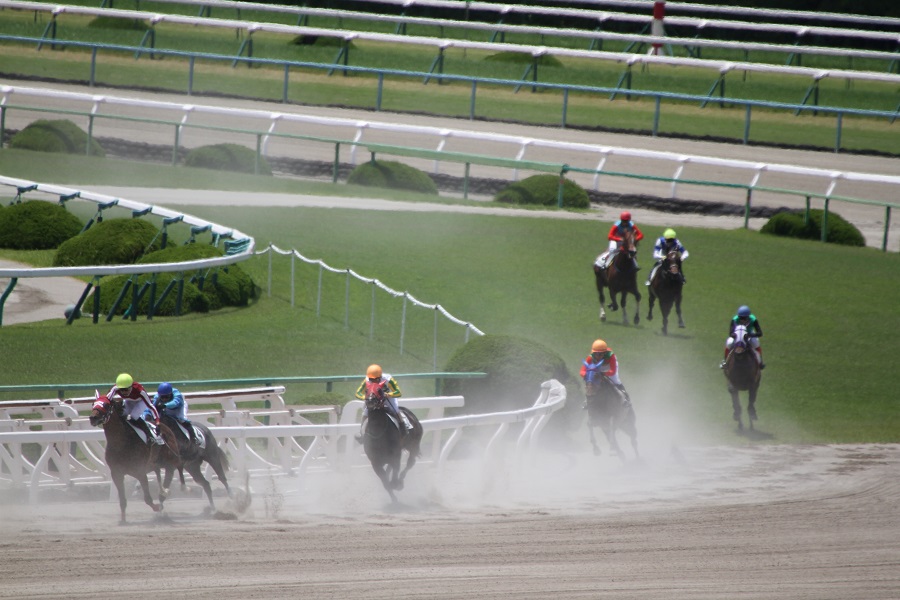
top-left (402, 408), bottom-right (423, 458)
top-left (203, 426), bottom-right (230, 472)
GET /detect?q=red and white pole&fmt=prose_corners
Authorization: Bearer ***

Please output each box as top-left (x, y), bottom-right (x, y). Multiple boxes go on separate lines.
top-left (650, 0), bottom-right (666, 55)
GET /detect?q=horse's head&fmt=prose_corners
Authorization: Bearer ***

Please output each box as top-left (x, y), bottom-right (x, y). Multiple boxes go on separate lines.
top-left (732, 324), bottom-right (750, 352)
top-left (621, 228), bottom-right (637, 253)
top-left (89, 393), bottom-right (112, 427)
top-left (664, 250), bottom-right (682, 274)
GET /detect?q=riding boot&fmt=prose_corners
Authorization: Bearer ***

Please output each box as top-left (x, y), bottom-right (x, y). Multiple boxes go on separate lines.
top-left (398, 411), bottom-right (413, 436)
top-left (145, 421), bottom-right (165, 446)
top-left (756, 349), bottom-right (766, 369)
top-left (614, 384), bottom-right (632, 406)
top-left (632, 258), bottom-right (640, 271)
top-left (185, 421), bottom-right (198, 445)
top-left (354, 416), bottom-right (368, 444)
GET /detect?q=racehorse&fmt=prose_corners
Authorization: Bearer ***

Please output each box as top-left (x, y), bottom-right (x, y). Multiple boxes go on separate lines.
top-left (584, 376), bottom-right (639, 461)
top-left (646, 250), bottom-right (685, 335)
top-left (89, 393), bottom-right (180, 523)
top-left (361, 395), bottom-right (423, 503)
top-left (157, 414), bottom-right (232, 514)
top-left (723, 323), bottom-right (762, 431)
top-left (594, 228), bottom-right (641, 325)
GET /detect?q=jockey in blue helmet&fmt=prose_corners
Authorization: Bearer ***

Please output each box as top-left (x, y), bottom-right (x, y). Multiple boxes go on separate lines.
top-left (153, 382), bottom-right (198, 445)
top-left (721, 305), bottom-right (765, 369)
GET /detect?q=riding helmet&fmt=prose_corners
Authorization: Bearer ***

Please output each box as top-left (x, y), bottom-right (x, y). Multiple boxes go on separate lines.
top-left (366, 364), bottom-right (383, 379)
top-left (620, 211), bottom-right (632, 222)
top-left (116, 373), bottom-right (133, 390)
top-left (591, 339), bottom-right (609, 353)
top-left (664, 228), bottom-right (677, 239)
top-left (157, 382), bottom-right (173, 397)
top-left (737, 305), bottom-right (751, 318)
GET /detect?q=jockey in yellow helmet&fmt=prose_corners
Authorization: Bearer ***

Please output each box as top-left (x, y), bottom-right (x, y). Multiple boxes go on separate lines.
top-left (646, 228), bottom-right (688, 286)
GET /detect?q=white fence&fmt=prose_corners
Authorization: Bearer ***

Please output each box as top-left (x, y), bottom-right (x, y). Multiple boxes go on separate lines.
top-left (0, 381), bottom-right (567, 503)
top-left (4, 0), bottom-right (898, 86)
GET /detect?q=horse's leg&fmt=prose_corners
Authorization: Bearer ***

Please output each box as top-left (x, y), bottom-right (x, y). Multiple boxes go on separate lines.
top-left (730, 386), bottom-right (744, 431)
top-left (647, 291), bottom-right (655, 322)
top-left (675, 292), bottom-right (685, 329)
top-left (621, 408), bottom-right (639, 460)
top-left (112, 471), bottom-right (129, 524)
top-left (135, 471), bottom-right (161, 514)
top-left (619, 291), bottom-right (629, 324)
top-left (184, 461), bottom-right (216, 513)
top-left (587, 422), bottom-right (601, 456)
top-left (158, 467), bottom-right (172, 506)
top-left (601, 419), bottom-right (624, 462)
top-left (594, 268), bottom-right (607, 322)
top-left (397, 451), bottom-right (418, 488)
top-left (632, 287), bottom-right (641, 326)
top-left (748, 385), bottom-right (758, 427)
top-left (372, 463), bottom-right (397, 502)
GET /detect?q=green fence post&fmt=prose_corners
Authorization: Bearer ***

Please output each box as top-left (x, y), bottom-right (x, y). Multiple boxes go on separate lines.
top-left (557, 165), bottom-right (569, 208)
top-left (255, 134), bottom-right (261, 175)
top-left (561, 88), bottom-right (568, 128)
top-left (1, 105), bottom-right (6, 149)
top-left (821, 198), bottom-right (830, 243)
top-left (883, 206), bottom-right (891, 252)
top-left (0, 278), bottom-right (18, 327)
top-left (743, 189), bottom-right (752, 229)
top-left (463, 163), bottom-right (470, 200)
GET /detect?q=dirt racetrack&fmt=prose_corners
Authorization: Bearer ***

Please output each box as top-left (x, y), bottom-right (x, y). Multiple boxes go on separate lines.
top-left (1, 442), bottom-right (898, 599)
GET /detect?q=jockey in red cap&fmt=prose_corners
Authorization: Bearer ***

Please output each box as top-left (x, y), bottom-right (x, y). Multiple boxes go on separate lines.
top-left (595, 211), bottom-right (644, 271)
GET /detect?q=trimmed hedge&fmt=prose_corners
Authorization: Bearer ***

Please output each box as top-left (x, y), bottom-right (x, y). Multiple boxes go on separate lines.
top-left (484, 51), bottom-right (564, 68)
top-left (183, 143), bottom-right (272, 175)
top-left (494, 174), bottom-right (590, 209)
top-left (0, 201), bottom-right (83, 250)
top-left (88, 16), bottom-right (149, 30)
top-left (53, 218), bottom-right (161, 266)
top-left (91, 243), bottom-right (259, 317)
top-left (440, 334), bottom-right (583, 442)
top-left (761, 209), bottom-right (865, 247)
top-left (9, 119), bottom-right (105, 157)
top-left (347, 160), bottom-right (439, 195)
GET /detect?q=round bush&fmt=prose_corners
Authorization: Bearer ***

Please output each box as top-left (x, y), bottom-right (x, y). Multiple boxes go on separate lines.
top-left (484, 52), bottom-right (563, 68)
top-left (0, 201), bottom-right (83, 250)
top-left (347, 160), bottom-right (438, 195)
top-left (440, 334), bottom-right (583, 443)
top-left (494, 174), bottom-right (589, 209)
top-left (761, 209), bottom-right (865, 247)
top-left (184, 143), bottom-right (272, 175)
top-left (53, 218), bottom-right (161, 267)
top-left (9, 119), bottom-right (105, 157)
top-left (88, 16), bottom-right (149, 30)
top-left (91, 243), bottom-right (260, 318)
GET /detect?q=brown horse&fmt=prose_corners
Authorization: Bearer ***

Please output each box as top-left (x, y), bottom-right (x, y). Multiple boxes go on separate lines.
top-left (647, 250), bottom-right (685, 335)
top-left (361, 396), bottom-right (423, 503)
top-left (585, 376), bottom-right (639, 461)
top-left (157, 414), bottom-right (232, 514)
top-left (89, 393), bottom-right (180, 523)
top-left (594, 229), bottom-right (641, 325)
top-left (723, 324), bottom-right (762, 431)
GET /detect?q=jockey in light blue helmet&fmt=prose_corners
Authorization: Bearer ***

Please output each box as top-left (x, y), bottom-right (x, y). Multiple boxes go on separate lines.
top-left (722, 306), bottom-right (765, 369)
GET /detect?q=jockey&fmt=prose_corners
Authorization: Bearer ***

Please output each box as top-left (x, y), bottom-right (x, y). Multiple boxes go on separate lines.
top-left (646, 228), bottom-right (688, 286)
top-left (580, 339), bottom-right (632, 403)
top-left (108, 373), bottom-right (165, 446)
top-left (596, 211), bottom-right (644, 272)
top-left (153, 382), bottom-right (198, 445)
top-left (355, 364), bottom-right (411, 441)
top-left (721, 305), bottom-right (765, 369)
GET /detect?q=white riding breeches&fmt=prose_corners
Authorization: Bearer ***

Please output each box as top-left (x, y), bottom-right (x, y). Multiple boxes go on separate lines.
top-left (726, 336), bottom-right (760, 350)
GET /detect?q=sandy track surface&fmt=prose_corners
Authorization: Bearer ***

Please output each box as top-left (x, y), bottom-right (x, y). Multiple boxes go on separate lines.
top-left (1, 443), bottom-right (898, 599)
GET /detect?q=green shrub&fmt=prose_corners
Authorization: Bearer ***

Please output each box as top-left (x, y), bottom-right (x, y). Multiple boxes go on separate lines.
top-left (9, 119), bottom-right (105, 157)
top-left (91, 243), bottom-right (259, 317)
top-left (88, 16), bottom-right (149, 30)
top-left (290, 35), bottom-right (356, 49)
top-left (347, 160), bottom-right (438, 195)
top-left (183, 143), bottom-right (272, 175)
top-left (440, 334), bottom-right (583, 443)
top-left (494, 174), bottom-right (589, 209)
top-left (0, 201), bottom-right (83, 250)
top-left (761, 209), bottom-right (865, 247)
top-left (484, 52), bottom-right (564, 68)
top-left (53, 218), bottom-right (160, 266)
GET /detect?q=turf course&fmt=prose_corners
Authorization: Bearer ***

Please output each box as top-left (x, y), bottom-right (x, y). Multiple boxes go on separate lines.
top-left (1, 158), bottom-right (897, 445)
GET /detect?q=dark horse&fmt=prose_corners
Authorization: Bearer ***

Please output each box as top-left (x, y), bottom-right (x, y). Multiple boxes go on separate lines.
top-left (647, 250), bottom-right (685, 335)
top-left (157, 413), bottom-right (232, 514)
top-left (723, 323), bottom-right (762, 431)
top-left (89, 393), bottom-right (180, 523)
top-left (362, 395), bottom-right (423, 503)
top-left (594, 229), bottom-right (641, 325)
top-left (585, 376), bottom-right (639, 461)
